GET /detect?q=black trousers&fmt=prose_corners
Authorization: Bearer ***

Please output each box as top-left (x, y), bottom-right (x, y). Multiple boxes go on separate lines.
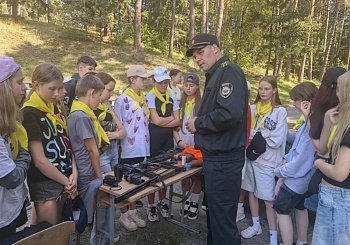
top-left (203, 152), bottom-right (245, 245)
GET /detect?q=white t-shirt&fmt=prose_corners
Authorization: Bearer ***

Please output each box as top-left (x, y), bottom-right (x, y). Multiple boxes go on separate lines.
top-left (168, 84), bottom-right (181, 104)
top-left (178, 104), bottom-right (195, 146)
top-left (114, 94), bottom-right (150, 159)
top-left (145, 89), bottom-right (180, 112)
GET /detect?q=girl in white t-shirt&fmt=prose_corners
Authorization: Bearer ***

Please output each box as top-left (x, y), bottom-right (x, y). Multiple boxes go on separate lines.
top-left (173, 73), bottom-right (202, 220)
top-left (114, 65), bottom-right (152, 231)
top-left (145, 66), bottom-right (180, 222)
top-left (168, 69), bottom-right (182, 104)
top-left (241, 76), bottom-right (287, 245)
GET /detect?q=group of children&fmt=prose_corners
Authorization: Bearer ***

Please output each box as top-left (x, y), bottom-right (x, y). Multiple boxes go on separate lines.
top-left (0, 56), bottom-right (203, 244)
top-left (238, 67), bottom-right (350, 245)
top-left (1, 54), bottom-right (350, 245)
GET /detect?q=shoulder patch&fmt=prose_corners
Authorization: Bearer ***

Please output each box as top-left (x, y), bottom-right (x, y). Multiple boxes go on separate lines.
top-left (220, 83), bottom-right (233, 98)
top-left (221, 61), bottom-right (228, 68)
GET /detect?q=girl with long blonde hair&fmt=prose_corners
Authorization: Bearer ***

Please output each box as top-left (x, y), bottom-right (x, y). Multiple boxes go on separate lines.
top-left (22, 63), bottom-right (78, 225)
top-left (0, 57), bottom-right (30, 239)
top-left (312, 71), bottom-right (350, 245)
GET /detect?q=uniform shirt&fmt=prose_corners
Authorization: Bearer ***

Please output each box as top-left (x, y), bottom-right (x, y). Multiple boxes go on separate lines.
top-left (194, 56), bottom-right (248, 156)
top-left (323, 128), bottom-right (350, 189)
top-left (22, 107), bottom-right (73, 182)
top-left (114, 94), bottom-right (150, 159)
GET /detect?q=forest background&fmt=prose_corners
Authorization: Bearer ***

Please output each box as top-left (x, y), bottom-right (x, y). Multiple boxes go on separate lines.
top-left (1, 0), bottom-right (350, 106)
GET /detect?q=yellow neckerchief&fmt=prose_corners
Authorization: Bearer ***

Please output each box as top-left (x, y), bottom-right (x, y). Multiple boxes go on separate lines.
top-left (149, 87), bottom-right (173, 116)
top-left (70, 101), bottom-right (110, 147)
top-left (293, 115), bottom-right (305, 131)
top-left (55, 103), bottom-right (67, 126)
top-left (22, 91), bottom-right (67, 134)
top-left (170, 83), bottom-right (180, 101)
top-left (123, 87), bottom-right (150, 118)
top-left (327, 125), bottom-right (338, 149)
top-left (251, 101), bottom-right (273, 130)
top-left (180, 97), bottom-right (195, 120)
top-left (97, 102), bottom-right (116, 121)
top-left (10, 121), bottom-right (28, 160)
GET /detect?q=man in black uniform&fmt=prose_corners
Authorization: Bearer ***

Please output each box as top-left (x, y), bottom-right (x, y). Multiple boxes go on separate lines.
top-left (186, 34), bottom-right (248, 245)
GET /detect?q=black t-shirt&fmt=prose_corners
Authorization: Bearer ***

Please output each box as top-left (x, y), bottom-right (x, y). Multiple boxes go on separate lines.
top-left (323, 128), bottom-right (350, 189)
top-left (64, 80), bottom-right (78, 114)
top-left (22, 107), bottom-right (73, 182)
top-left (155, 96), bottom-right (174, 118)
top-left (94, 107), bottom-right (117, 153)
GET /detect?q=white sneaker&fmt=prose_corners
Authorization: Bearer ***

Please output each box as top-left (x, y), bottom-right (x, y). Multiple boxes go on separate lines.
top-left (146, 206), bottom-right (159, 222)
top-left (119, 214), bottom-right (138, 231)
top-left (129, 211), bottom-right (146, 228)
top-left (241, 226), bottom-right (262, 239)
top-left (236, 212), bottom-right (245, 222)
top-left (114, 234), bottom-right (120, 243)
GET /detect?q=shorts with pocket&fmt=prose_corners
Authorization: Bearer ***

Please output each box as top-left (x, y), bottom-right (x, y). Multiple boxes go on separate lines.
top-left (273, 183), bottom-right (305, 215)
top-left (241, 160), bottom-right (275, 201)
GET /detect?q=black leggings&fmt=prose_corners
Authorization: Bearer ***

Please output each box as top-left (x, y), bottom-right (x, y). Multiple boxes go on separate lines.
top-left (149, 123), bottom-right (174, 157)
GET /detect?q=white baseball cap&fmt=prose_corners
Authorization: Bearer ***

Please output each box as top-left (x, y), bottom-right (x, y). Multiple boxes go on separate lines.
top-left (153, 66), bottom-right (171, 82)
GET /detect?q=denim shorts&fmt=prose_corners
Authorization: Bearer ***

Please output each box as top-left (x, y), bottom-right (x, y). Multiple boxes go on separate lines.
top-left (273, 183), bottom-right (305, 215)
top-left (28, 179), bottom-right (64, 202)
top-left (100, 140), bottom-right (118, 173)
top-left (312, 184), bottom-right (350, 245)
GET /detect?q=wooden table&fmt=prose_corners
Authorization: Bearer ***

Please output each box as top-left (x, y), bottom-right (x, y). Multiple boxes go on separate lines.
top-left (96, 166), bottom-right (202, 245)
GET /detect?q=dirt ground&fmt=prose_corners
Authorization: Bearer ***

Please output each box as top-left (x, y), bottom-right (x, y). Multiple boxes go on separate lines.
top-left (21, 107), bottom-right (312, 245)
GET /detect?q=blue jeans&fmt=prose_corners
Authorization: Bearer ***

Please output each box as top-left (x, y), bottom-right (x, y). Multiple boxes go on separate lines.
top-left (304, 194), bottom-right (318, 212)
top-left (100, 140), bottom-right (118, 173)
top-left (90, 143), bottom-right (119, 245)
top-left (312, 184), bottom-right (350, 245)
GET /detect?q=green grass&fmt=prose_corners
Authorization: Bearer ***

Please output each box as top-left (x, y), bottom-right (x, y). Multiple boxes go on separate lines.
top-left (0, 16), bottom-right (314, 106)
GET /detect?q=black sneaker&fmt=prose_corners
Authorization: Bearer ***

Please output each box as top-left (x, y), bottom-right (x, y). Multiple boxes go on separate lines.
top-left (147, 206), bottom-right (159, 222)
top-left (179, 201), bottom-right (190, 218)
top-left (161, 203), bottom-right (169, 218)
top-left (188, 202), bottom-right (199, 220)
top-left (25, 196), bottom-right (32, 210)
top-left (136, 200), bottom-right (143, 207)
top-left (201, 194), bottom-right (206, 211)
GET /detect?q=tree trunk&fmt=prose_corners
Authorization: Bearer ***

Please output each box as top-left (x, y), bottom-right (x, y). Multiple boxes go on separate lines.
top-left (299, 0), bottom-right (315, 83)
top-left (308, 29), bottom-right (314, 80)
top-left (12, 0), bottom-right (19, 21)
top-left (265, 5), bottom-right (275, 76)
top-left (322, 0), bottom-right (341, 77)
top-left (215, 0), bottom-right (225, 45)
top-left (168, 0), bottom-right (176, 58)
top-left (206, 0), bottom-right (209, 33)
top-left (201, 0), bottom-right (207, 33)
top-left (133, 0), bottom-right (142, 52)
top-left (189, 0), bottom-right (195, 41)
top-left (285, 56), bottom-right (291, 81)
top-left (347, 18), bottom-right (350, 70)
top-left (323, 0), bottom-right (330, 52)
top-left (334, 6), bottom-right (346, 66)
top-left (235, 6), bottom-right (246, 63)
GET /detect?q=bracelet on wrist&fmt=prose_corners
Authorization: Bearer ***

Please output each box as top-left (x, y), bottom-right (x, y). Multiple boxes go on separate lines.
top-left (177, 139), bottom-right (182, 145)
